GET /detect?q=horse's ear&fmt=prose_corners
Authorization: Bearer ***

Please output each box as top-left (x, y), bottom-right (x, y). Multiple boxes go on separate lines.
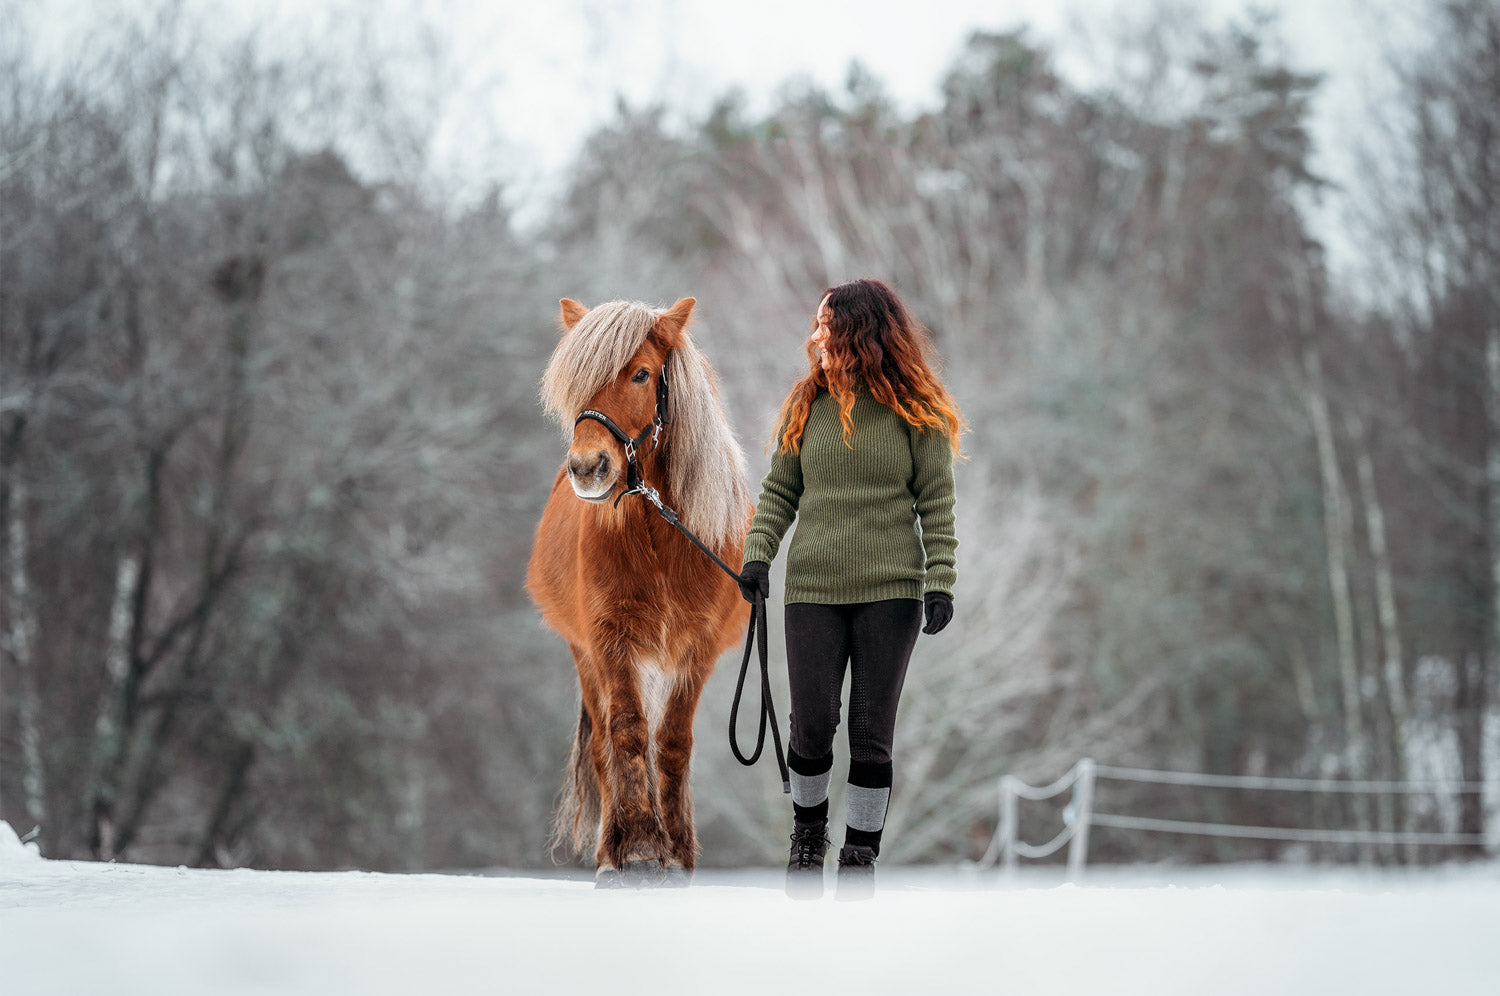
top-left (656, 297), bottom-right (695, 347)
top-left (560, 298), bottom-right (588, 332)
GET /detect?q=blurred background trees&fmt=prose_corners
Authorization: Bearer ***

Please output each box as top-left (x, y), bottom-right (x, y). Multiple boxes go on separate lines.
top-left (1, 0), bottom-right (1495, 870)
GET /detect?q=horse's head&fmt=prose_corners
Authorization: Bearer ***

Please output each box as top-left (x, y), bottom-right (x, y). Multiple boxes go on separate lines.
top-left (553, 297), bottom-right (695, 503)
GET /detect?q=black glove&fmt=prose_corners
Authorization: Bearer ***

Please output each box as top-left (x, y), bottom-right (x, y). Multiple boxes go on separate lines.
top-left (922, 592), bottom-right (953, 634)
top-left (738, 561), bottom-right (770, 604)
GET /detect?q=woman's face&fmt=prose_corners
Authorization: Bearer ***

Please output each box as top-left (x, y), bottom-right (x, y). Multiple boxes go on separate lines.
top-left (811, 294), bottom-right (833, 371)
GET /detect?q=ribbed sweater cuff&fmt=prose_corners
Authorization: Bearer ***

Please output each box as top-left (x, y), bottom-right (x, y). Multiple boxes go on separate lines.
top-left (741, 537), bottom-right (776, 567)
top-left (923, 567), bottom-right (957, 598)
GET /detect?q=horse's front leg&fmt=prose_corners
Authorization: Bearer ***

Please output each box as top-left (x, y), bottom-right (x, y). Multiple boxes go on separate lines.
top-left (656, 659), bottom-right (710, 877)
top-left (594, 651), bottom-right (672, 885)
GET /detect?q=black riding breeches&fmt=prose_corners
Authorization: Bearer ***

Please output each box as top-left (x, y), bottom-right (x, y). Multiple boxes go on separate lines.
top-left (784, 598), bottom-right (922, 766)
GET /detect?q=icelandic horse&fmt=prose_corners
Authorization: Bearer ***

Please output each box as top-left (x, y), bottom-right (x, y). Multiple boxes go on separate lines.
top-left (527, 297), bottom-right (752, 886)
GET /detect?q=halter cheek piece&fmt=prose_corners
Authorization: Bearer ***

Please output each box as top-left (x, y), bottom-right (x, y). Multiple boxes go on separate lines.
top-left (574, 359), bottom-right (671, 507)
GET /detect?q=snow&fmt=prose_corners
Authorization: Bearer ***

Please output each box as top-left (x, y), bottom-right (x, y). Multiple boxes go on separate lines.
top-left (2, 822), bottom-right (1497, 995)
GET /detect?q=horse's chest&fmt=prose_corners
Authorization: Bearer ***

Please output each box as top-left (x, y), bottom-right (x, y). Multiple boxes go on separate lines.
top-left (634, 657), bottom-right (675, 735)
top-left (599, 532), bottom-right (698, 591)
top-left (586, 542), bottom-right (716, 647)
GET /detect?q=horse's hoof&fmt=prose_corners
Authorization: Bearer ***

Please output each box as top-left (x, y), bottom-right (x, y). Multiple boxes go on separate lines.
top-left (595, 860), bottom-right (688, 888)
top-left (619, 859), bottom-right (669, 888)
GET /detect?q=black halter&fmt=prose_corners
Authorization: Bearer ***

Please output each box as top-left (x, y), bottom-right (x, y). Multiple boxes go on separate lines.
top-left (574, 360), bottom-right (671, 506)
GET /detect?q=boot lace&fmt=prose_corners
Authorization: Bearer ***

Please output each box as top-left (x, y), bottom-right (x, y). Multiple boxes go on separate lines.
top-left (789, 825), bottom-right (830, 868)
top-left (838, 845), bottom-right (876, 867)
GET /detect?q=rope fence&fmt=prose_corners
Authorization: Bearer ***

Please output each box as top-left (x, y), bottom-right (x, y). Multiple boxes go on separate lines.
top-left (982, 758), bottom-right (1495, 878)
top-left (1092, 764), bottom-right (1491, 794)
top-left (1088, 814), bottom-right (1488, 847)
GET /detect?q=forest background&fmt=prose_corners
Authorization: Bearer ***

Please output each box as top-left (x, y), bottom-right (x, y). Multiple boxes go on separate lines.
top-left (2, 0), bottom-right (1497, 872)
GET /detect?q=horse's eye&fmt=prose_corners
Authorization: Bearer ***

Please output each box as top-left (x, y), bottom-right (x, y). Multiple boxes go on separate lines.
top-left (632, 368), bottom-right (650, 384)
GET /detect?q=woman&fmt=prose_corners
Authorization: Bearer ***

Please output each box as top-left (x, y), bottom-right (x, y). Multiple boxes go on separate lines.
top-left (739, 278), bottom-right (963, 900)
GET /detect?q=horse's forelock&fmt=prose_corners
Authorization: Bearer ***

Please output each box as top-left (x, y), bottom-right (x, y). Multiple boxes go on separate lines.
top-left (540, 300), bottom-right (659, 428)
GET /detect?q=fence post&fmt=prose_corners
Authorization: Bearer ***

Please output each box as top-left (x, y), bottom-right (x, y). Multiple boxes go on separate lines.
top-left (1067, 758), bottom-right (1096, 882)
top-left (999, 775), bottom-right (1019, 875)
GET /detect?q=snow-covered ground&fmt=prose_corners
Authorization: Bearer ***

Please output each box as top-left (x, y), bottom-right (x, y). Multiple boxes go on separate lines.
top-left (3, 821), bottom-right (1497, 995)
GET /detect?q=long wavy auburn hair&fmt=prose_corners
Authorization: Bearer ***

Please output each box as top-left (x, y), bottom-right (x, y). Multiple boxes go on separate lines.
top-left (775, 278), bottom-right (965, 456)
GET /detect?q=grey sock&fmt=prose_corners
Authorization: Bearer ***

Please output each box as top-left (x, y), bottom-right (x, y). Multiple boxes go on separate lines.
top-left (790, 767), bottom-right (832, 810)
top-left (845, 784), bottom-right (891, 833)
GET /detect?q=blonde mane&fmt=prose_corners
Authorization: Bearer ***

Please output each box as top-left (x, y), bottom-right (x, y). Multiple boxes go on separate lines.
top-left (541, 300), bottom-right (750, 550)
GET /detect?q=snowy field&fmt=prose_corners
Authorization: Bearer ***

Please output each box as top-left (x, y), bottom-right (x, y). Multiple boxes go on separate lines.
top-left (3, 822), bottom-right (1498, 995)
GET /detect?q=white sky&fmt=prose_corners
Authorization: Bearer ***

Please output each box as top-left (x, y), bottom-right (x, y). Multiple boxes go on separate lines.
top-left (22, 0), bottom-right (1417, 279)
top-left (441, 0), bottom-right (1405, 288)
top-left (24, 0), bottom-right (1398, 172)
top-left (409, 0), bottom-right (1395, 189)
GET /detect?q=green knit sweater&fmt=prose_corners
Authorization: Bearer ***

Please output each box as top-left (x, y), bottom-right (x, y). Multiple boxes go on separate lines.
top-left (742, 384), bottom-right (958, 605)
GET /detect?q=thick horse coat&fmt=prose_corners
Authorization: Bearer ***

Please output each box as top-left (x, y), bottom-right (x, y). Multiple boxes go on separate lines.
top-left (527, 297), bottom-right (751, 884)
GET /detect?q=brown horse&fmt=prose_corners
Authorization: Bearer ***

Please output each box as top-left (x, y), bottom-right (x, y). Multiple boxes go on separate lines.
top-left (528, 297), bottom-right (752, 886)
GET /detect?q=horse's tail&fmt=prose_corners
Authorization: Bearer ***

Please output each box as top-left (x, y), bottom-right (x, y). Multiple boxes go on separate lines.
top-left (549, 700), bottom-right (600, 862)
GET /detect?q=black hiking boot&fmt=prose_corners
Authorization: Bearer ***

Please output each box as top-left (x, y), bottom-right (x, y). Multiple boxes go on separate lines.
top-left (786, 819), bottom-right (831, 900)
top-left (836, 843), bottom-right (877, 901)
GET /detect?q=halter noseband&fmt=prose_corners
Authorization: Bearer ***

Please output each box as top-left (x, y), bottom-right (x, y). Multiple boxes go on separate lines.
top-left (573, 359), bottom-right (671, 507)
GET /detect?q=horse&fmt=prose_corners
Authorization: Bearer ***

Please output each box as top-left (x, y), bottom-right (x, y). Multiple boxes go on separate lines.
top-left (527, 296), bottom-right (752, 887)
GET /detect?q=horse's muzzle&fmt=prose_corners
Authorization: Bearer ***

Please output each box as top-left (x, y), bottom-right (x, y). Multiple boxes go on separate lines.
top-left (568, 450), bottom-right (617, 502)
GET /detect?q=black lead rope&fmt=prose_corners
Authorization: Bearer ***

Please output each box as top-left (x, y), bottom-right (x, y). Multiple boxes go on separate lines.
top-left (635, 490), bottom-right (790, 795)
top-left (729, 588), bottom-right (791, 794)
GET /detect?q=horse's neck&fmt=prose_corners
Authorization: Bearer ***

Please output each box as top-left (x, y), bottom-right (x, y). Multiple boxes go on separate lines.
top-left (636, 449), bottom-right (677, 505)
